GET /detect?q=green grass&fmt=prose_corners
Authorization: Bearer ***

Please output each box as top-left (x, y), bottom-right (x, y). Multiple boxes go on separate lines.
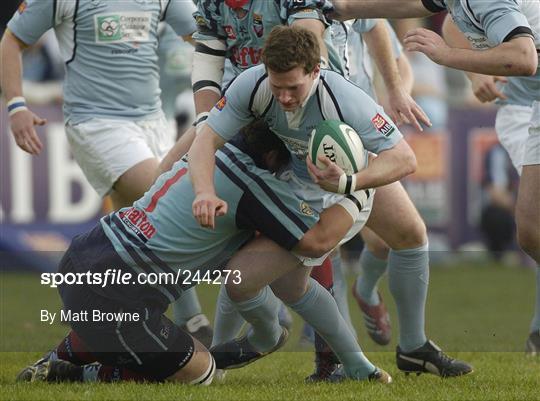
top-left (1, 262), bottom-right (539, 401)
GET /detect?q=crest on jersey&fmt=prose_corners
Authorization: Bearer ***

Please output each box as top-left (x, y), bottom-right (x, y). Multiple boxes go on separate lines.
top-left (253, 14), bottom-right (263, 38)
top-left (371, 113), bottom-right (395, 137)
top-left (300, 201), bottom-right (314, 216)
top-left (18, 1), bottom-right (27, 14)
top-left (224, 25), bottom-right (237, 40)
top-left (215, 96), bottom-right (227, 111)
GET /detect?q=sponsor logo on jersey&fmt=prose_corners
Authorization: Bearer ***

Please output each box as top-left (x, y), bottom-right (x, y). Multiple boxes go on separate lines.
top-left (18, 1), bottom-right (27, 14)
top-left (253, 14), bottom-right (264, 38)
top-left (232, 46), bottom-right (262, 67)
top-left (95, 12), bottom-right (152, 44)
top-left (215, 96), bottom-right (227, 111)
top-left (224, 25), bottom-right (237, 40)
top-left (300, 201), bottom-right (314, 216)
top-left (371, 113), bottom-right (395, 137)
top-left (119, 207), bottom-right (157, 241)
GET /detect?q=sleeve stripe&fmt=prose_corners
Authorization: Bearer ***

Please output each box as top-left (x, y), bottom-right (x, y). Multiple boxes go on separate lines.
top-left (195, 43), bottom-right (226, 57)
top-left (320, 76), bottom-right (345, 121)
top-left (162, 0), bottom-right (172, 21)
top-left (52, 0), bottom-right (57, 26)
top-left (248, 73), bottom-right (269, 112)
top-left (193, 80), bottom-right (221, 93)
top-left (421, 0), bottom-right (446, 13)
top-left (219, 146), bottom-right (311, 233)
top-left (503, 26), bottom-right (534, 43)
top-left (461, 0), bottom-right (484, 31)
top-left (65, 0), bottom-right (80, 65)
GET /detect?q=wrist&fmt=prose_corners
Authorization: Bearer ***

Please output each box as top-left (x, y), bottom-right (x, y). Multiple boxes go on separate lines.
top-left (337, 173), bottom-right (357, 194)
top-left (7, 96), bottom-right (27, 117)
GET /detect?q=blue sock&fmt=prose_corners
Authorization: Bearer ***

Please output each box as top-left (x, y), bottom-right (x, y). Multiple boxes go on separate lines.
top-left (531, 265), bottom-right (540, 332)
top-left (211, 284), bottom-right (245, 347)
top-left (331, 252), bottom-right (357, 336)
top-left (356, 249), bottom-right (387, 306)
top-left (287, 278), bottom-right (375, 379)
top-left (171, 287), bottom-right (202, 326)
top-left (231, 286), bottom-right (282, 353)
top-left (388, 244), bottom-right (429, 352)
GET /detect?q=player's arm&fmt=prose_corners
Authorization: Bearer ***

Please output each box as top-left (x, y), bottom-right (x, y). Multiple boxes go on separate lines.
top-left (0, 29), bottom-right (46, 155)
top-left (404, 24), bottom-right (537, 77)
top-left (294, 195), bottom-right (369, 257)
top-left (307, 138), bottom-right (416, 192)
top-left (331, 0), bottom-right (436, 20)
top-left (441, 15), bottom-right (508, 103)
top-left (363, 20), bottom-right (430, 131)
top-left (188, 124), bottom-right (228, 229)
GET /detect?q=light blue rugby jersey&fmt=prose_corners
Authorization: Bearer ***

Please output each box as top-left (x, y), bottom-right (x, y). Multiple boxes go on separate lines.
top-left (193, 0), bottom-right (344, 85)
top-left (8, 0), bottom-right (197, 124)
top-left (205, 64), bottom-right (403, 182)
top-left (331, 19), bottom-right (403, 98)
top-left (424, 0), bottom-right (540, 106)
top-left (99, 141), bottom-right (319, 304)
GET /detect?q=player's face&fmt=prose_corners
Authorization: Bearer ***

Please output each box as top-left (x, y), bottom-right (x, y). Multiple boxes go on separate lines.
top-left (268, 65), bottom-right (320, 112)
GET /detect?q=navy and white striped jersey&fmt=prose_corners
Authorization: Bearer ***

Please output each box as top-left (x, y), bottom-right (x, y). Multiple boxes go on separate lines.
top-left (82, 140), bottom-right (320, 306)
top-left (205, 65), bottom-right (403, 181)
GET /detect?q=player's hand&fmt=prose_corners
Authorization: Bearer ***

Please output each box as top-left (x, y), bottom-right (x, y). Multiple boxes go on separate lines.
top-left (192, 192), bottom-right (228, 229)
top-left (470, 75), bottom-right (508, 103)
top-left (10, 109), bottom-right (46, 155)
top-left (306, 155), bottom-right (345, 193)
top-left (386, 86), bottom-right (432, 131)
top-left (403, 28), bottom-right (450, 66)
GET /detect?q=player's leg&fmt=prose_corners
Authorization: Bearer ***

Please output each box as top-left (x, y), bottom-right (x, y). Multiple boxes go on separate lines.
top-left (211, 236), bottom-right (297, 369)
top-left (366, 181), bottom-right (472, 377)
top-left (516, 101), bottom-right (540, 355)
top-left (272, 268), bottom-right (391, 382)
top-left (352, 227), bottom-right (391, 345)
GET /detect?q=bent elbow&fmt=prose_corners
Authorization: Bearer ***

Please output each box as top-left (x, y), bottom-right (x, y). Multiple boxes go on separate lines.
top-left (296, 234), bottom-right (333, 259)
top-left (516, 46), bottom-right (538, 76)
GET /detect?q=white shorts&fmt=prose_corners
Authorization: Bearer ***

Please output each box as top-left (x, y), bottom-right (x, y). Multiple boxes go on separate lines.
top-left (278, 169), bottom-right (374, 267)
top-left (495, 101), bottom-right (540, 174)
top-left (65, 113), bottom-right (174, 197)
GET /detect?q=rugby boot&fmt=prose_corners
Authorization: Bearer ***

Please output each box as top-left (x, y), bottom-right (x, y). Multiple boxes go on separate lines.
top-left (211, 326), bottom-right (288, 369)
top-left (396, 340), bottom-right (473, 377)
top-left (525, 329), bottom-right (540, 357)
top-left (352, 279), bottom-right (391, 345)
top-left (326, 366), bottom-right (393, 384)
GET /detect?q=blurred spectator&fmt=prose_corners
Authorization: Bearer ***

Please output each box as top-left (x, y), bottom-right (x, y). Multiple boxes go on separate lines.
top-left (479, 143), bottom-right (518, 260)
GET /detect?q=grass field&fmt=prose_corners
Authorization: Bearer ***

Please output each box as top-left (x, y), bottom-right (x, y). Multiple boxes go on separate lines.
top-left (1, 261), bottom-right (539, 400)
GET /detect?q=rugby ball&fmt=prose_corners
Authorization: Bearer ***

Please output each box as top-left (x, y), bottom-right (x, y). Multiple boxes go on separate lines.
top-left (308, 120), bottom-right (367, 174)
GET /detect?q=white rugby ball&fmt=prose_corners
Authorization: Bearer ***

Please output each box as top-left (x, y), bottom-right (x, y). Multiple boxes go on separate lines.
top-left (308, 120), bottom-right (367, 174)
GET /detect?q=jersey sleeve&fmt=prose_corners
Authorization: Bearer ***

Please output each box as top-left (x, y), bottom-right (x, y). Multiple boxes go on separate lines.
top-left (205, 67), bottom-right (264, 141)
top-left (421, 0), bottom-right (447, 13)
top-left (467, 0), bottom-right (533, 45)
top-left (7, 0), bottom-right (56, 45)
top-left (352, 19), bottom-right (377, 34)
top-left (231, 159), bottom-right (320, 251)
top-left (192, 0), bottom-right (226, 40)
top-left (163, 0), bottom-right (197, 36)
top-left (321, 72), bottom-right (403, 154)
top-left (281, 0), bottom-right (330, 27)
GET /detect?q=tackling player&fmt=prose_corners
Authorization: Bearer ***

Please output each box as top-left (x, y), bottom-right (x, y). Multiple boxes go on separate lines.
top-left (16, 120), bottom-right (383, 383)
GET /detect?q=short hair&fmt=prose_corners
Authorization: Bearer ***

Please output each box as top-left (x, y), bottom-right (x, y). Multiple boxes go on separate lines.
top-left (240, 119), bottom-right (290, 169)
top-left (261, 25), bottom-right (320, 74)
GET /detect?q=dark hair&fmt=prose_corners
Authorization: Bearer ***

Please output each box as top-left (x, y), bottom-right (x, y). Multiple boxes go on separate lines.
top-left (240, 119), bottom-right (290, 168)
top-left (261, 25), bottom-right (320, 74)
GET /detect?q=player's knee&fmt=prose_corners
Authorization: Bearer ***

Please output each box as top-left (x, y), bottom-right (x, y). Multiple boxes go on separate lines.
top-left (225, 280), bottom-right (259, 302)
top-left (364, 234), bottom-right (390, 259)
top-left (517, 222), bottom-right (540, 263)
top-left (272, 279), bottom-right (308, 304)
top-left (389, 218), bottom-right (427, 250)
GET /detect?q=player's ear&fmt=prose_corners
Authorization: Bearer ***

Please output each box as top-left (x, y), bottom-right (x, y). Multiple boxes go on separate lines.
top-left (311, 63), bottom-right (320, 78)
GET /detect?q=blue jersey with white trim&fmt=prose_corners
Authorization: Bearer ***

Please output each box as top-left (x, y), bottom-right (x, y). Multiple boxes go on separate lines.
top-left (424, 0), bottom-right (540, 106)
top-left (194, 0), bottom-right (344, 81)
top-left (98, 141), bottom-right (319, 305)
top-left (205, 65), bottom-right (403, 182)
top-left (8, 0), bottom-right (197, 124)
